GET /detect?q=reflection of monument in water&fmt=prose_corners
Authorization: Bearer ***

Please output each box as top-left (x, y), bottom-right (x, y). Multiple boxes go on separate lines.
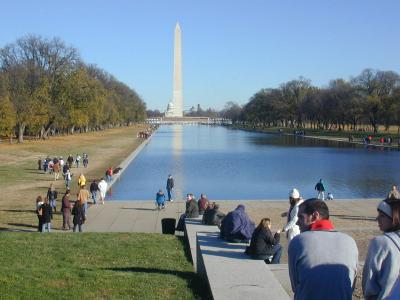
top-left (165, 22), bottom-right (183, 117)
top-left (171, 125), bottom-right (183, 200)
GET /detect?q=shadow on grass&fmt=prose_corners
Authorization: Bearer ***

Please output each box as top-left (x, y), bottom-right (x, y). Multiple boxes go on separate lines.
top-left (7, 223), bottom-right (38, 229)
top-left (121, 208), bottom-right (156, 211)
top-left (106, 267), bottom-right (212, 300)
top-left (1, 209), bottom-right (35, 214)
top-left (331, 214), bottom-right (376, 221)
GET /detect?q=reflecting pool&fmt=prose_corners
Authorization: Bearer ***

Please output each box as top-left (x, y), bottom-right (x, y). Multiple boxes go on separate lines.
top-left (108, 125), bottom-right (400, 201)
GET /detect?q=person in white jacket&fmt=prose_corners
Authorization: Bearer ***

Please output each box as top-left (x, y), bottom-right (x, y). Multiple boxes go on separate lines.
top-left (98, 178), bottom-right (108, 205)
top-left (282, 188), bottom-right (303, 242)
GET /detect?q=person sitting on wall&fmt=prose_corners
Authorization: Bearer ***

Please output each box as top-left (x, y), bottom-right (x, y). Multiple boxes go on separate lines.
top-left (220, 204), bottom-right (255, 243)
top-left (198, 193), bottom-right (210, 215)
top-left (202, 202), bottom-right (226, 226)
top-left (176, 193), bottom-right (199, 231)
top-left (246, 218), bottom-right (282, 264)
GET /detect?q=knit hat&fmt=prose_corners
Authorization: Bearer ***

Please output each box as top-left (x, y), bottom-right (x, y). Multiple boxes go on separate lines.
top-left (377, 200), bottom-right (392, 218)
top-left (289, 188), bottom-right (300, 199)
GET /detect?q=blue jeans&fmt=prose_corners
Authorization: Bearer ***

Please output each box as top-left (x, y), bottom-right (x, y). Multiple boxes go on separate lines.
top-left (251, 244), bottom-right (283, 264)
top-left (167, 188), bottom-right (172, 201)
top-left (50, 199), bottom-right (56, 210)
top-left (91, 191), bottom-right (97, 204)
top-left (42, 222), bottom-right (51, 232)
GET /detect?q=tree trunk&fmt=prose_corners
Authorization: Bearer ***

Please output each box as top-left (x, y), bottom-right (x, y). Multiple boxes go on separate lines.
top-left (17, 123), bottom-right (26, 143)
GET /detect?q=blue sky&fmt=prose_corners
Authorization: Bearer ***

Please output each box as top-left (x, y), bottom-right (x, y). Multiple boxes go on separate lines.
top-left (1, 0), bottom-right (399, 111)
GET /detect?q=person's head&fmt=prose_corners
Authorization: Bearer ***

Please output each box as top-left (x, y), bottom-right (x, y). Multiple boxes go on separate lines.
top-left (186, 193), bottom-right (194, 201)
top-left (44, 197), bottom-right (49, 204)
top-left (377, 195), bottom-right (400, 232)
top-left (200, 193), bottom-right (207, 199)
top-left (168, 174), bottom-right (172, 178)
top-left (36, 195), bottom-right (43, 203)
top-left (213, 203), bottom-right (219, 210)
top-left (289, 188), bottom-right (301, 206)
top-left (297, 198), bottom-right (330, 232)
top-left (158, 189), bottom-right (163, 194)
top-left (236, 204), bottom-right (245, 212)
top-left (50, 183), bottom-right (55, 191)
top-left (65, 189), bottom-right (70, 195)
top-left (257, 218), bottom-right (271, 230)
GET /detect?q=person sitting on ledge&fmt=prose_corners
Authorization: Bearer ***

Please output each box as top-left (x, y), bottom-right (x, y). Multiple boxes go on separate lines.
top-left (202, 202), bottom-right (226, 226)
top-left (220, 204), bottom-right (255, 243)
top-left (246, 218), bottom-right (282, 264)
top-left (176, 193), bottom-right (199, 231)
top-left (198, 193), bottom-right (210, 215)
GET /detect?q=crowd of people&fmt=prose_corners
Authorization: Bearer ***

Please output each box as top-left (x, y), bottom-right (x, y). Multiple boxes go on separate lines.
top-left (171, 183), bottom-right (400, 300)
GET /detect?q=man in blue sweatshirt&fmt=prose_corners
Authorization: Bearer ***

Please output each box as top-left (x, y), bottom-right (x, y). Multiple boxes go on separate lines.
top-left (288, 198), bottom-right (359, 300)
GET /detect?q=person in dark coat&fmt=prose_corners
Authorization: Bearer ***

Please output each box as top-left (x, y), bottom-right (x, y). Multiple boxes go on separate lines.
top-left (72, 200), bottom-right (85, 232)
top-left (247, 218), bottom-right (282, 264)
top-left (61, 190), bottom-right (72, 230)
top-left (203, 203), bottom-right (226, 226)
top-left (220, 204), bottom-right (255, 242)
top-left (166, 174), bottom-right (174, 201)
top-left (176, 193), bottom-right (199, 231)
top-left (41, 198), bottom-right (53, 232)
top-left (198, 194), bottom-right (210, 215)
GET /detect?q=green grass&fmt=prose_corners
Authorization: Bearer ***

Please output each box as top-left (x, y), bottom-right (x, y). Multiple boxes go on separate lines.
top-left (0, 232), bottom-right (209, 300)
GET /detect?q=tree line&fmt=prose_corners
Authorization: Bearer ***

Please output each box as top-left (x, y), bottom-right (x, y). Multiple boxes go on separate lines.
top-left (0, 35), bottom-right (146, 143)
top-left (223, 69), bottom-right (400, 133)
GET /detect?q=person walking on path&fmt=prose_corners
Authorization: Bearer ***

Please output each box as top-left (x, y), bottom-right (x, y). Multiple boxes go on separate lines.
top-left (65, 169), bottom-right (72, 189)
top-left (72, 200), bottom-right (85, 232)
top-left (53, 161), bottom-right (61, 181)
top-left (247, 218), bottom-right (283, 264)
top-left (77, 185), bottom-right (90, 215)
top-left (106, 167), bottom-right (113, 183)
top-left (362, 194), bottom-right (400, 300)
top-left (83, 153), bottom-right (89, 168)
top-left (41, 198), bottom-right (53, 233)
top-left (78, 173), bottom-right (86, 188)
top-left (75, 154), bottom-right (81, 168)
top-left (67, 154), bottom-right (74, 168)
top-left (98, 178), bottom-right (108, 205)
top-left (288, 198), bottom-right (358, 300)
top-left (166, 174), bottom-right (174, 201)
top-left (282, 188), bottom-right (303, 243)
top-left (156, 189), bottom-right (166, 210)
top-left (46, 183), bottom-right (58, 212)
top-left (35, 195), bottom-right (44, 232)
top-left (314, 179), bottom-right (326, 200)
top-left (61, 190), bottom-right (72, 230)
top-left (90, 179), bottom-right (100, 204)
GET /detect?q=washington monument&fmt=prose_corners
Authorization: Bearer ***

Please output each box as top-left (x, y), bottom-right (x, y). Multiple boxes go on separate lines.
top-left (166, 22), bottom-right (183, 117)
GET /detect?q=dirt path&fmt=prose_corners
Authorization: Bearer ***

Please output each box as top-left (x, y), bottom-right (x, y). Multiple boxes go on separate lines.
top-left (0, 124), bottom-right (150, 231)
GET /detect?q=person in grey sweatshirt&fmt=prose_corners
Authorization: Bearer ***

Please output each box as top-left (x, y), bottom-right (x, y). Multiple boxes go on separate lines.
top-left (288, 198), bottom-right (358, 300)
top-left (363, 195), bottom-right (400, 300)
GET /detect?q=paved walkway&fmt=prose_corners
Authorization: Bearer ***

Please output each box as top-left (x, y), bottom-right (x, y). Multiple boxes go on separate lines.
top-left (84, 200), bottom-right (186, 233)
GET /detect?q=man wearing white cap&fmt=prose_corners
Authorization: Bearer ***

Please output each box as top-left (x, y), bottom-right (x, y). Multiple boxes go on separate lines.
top-left (363, 195), bottom-right (400, 300)
top-left (282, 188), bottom-right (303, 242)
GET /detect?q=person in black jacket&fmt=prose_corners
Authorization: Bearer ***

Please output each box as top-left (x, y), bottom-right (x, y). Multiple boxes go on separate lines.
top-left (202, 203), bottom-right (225, 226)
top-left (72, 200), bottom-right (85, 232)
top-left (176, 193), bottom-right (199, 231)
top-left (247, 218), bottom-right (282, 264)
top-left (41, 198), bottom-right (53, 232)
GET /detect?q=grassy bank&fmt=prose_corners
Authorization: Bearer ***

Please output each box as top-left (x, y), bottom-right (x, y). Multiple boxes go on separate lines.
top-left (0, 232), bottom-right (207, 299)
top-left (0, 125), bottom-right (149, 231)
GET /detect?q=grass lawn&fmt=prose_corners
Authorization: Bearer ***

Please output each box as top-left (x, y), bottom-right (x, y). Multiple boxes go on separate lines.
top-left (0, 232), bottom-right (208, 299)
